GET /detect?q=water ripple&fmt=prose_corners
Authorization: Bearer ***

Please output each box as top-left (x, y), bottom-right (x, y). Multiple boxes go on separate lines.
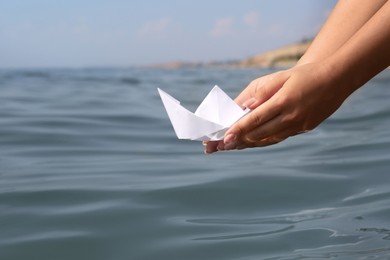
top-left (193, 225), bottom-right (295, 241)
top-left (1, 68), bottom-right (390, 260)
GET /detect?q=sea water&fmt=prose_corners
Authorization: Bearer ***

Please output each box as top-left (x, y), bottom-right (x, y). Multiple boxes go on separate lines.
top-left (1, 67), bottom-right (390, 259)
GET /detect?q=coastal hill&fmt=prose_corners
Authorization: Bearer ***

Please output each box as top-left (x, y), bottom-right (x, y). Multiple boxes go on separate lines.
top-left (150, 40), bottom-right (312, 69)
top-left (235, 40), bottom-right (311, 68)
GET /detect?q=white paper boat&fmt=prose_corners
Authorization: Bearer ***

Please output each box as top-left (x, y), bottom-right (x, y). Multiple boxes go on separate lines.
top-left (158, 85), bottom-right (249, 141)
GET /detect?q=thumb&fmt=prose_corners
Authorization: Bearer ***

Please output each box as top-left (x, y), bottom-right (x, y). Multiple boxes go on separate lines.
top-left (236, 71), bottom-right (290, 110)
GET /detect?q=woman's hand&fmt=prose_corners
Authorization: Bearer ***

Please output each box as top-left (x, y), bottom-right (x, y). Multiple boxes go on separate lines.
top-left (205, 62), bottom-right (351, 154)
top-left (204, 0), bottom-right (390, 154)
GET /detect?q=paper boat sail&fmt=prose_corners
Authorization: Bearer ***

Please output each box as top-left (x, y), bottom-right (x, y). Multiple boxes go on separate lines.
top-left (158, 86), bottom-right (249, 141)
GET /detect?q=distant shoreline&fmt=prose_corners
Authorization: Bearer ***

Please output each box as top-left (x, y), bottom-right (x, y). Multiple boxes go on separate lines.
top-left (148, 40), bottom-right (312, 70)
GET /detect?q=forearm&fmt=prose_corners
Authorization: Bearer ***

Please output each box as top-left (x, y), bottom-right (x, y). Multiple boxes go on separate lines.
top-left (324, 0), bottom-right (390, 97)
top-left (298, 0), bottom-right (388, 65)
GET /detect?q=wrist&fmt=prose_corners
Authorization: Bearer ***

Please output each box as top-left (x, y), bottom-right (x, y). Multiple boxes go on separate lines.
top-left (321, 53), bottom-right (364, 99)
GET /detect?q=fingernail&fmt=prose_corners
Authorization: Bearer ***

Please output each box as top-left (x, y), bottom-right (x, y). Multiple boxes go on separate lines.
top-left (224, 142), bottom-right (237, 150)
top-left (224, 134), bottom-right (236, 145)
top-left (242, 98), bottom-right (257, 109)
top-left (204, 147), bottom-right (216, 155)
top-left (202, 141), bottom-right (208, 146)
top-left (224, 134), bottom-right (237, 150)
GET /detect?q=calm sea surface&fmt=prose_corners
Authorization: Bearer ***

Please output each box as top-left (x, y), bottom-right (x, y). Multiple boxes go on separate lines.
top-left (1, 67), bottom-right (390, 260)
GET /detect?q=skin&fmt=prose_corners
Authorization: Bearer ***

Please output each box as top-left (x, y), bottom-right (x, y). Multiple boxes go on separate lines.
top-left (205, 0), bottom-right (390, 154)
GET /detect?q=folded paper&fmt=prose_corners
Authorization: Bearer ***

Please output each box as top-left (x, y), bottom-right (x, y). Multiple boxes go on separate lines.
top-left (158, 86), bottom-right (249, 141)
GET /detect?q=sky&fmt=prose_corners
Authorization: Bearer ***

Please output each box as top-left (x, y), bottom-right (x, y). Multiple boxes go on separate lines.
top-left (0, 0), bottom-right (337, 68)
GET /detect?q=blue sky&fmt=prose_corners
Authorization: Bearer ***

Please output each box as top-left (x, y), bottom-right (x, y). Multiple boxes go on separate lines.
top-left (0, 0), bottom-right (337, 68)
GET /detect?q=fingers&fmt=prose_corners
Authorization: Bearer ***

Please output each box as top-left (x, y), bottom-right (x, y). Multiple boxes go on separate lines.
top-left (224, 94), bottom-right (283, 146)
top-left (204, 140), bottom-right (221, 155)
top-left (203, 115), bottom-right (306, 154)
top-left (226, 125), bottom-right (303, 150)
top-left (219, 105), bottom-right (306, 151)
top-left (244, 110), bottom-right (303, 143)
